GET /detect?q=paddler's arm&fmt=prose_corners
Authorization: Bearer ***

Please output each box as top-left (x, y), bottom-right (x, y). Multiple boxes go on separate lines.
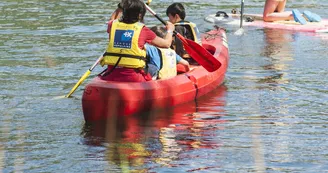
top-left (176, 54), bottom-right (190, 71)
top-left (109, 3), bottom-right (123, 21)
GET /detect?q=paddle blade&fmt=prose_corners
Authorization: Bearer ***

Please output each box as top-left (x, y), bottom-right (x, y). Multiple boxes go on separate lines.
top-left (65, 70), bottom-right (91, 98)
top-left (52, 95), bottom-right (66, 100)
top-left (176, 34), bottom-right (221, 72)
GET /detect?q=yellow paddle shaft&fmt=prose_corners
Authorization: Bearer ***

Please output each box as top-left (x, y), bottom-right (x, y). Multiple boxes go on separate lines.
top-left (65, 70), bottom-right (91, 98)
top-left (65, 55), bottom-right (103, 98)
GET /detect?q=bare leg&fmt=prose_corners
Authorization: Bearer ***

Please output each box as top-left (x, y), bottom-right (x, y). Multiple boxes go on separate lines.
top-left (263, 0), bottom-right (293, 22)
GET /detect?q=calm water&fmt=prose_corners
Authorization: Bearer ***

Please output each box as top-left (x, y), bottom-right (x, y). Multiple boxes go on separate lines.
top-left (1, 0), bottom-right (328, 172)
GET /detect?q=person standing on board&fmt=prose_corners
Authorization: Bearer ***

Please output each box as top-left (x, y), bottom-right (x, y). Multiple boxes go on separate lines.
top-left (166, 3), bottom-right (201, 64)
top-left (100, 0), bottom-right (175, 82)
top-left (263, 0), bottom-right (321, 24)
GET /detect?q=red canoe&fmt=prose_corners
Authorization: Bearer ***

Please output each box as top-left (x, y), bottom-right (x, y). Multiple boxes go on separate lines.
top-left (82, 27), bottom-right (229, 122)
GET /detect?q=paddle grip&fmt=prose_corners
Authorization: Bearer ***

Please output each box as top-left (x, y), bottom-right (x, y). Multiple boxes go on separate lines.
top-left (153, 14), bottom-right (179, 36)
top-left (145, 3), bottom-right (178, 36)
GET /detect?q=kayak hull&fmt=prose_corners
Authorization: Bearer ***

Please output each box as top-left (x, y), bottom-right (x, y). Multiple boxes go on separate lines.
top-left (205, 13), bottom-right (328, 32)
top-left (82, 28), bottom-right (229, 122)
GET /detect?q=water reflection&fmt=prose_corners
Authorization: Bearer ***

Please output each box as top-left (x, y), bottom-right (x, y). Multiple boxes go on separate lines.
top-left (81, 85), bottom-right (227, 172)
top-left (253, 29), bottom-right (298, 171)
top-left (259, 28), bottom-right (295, 86)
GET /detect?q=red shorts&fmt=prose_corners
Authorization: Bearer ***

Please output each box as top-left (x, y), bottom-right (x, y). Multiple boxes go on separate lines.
top-left (100, 66), bottom-right (152, 82)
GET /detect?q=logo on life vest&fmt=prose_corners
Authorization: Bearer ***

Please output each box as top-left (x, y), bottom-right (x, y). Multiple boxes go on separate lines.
top-left (166, 51), bottom-right (174, 57)
top-left (165, 51), bottom-right (176, 68)
top-left (114, 30), bottom-right (134, 48)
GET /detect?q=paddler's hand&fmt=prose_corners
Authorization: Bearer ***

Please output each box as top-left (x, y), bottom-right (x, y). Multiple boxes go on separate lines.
top-left (166, 22), bottom-right (175, 35)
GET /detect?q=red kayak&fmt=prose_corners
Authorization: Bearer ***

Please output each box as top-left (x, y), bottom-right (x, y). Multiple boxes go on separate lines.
top-left (83, 85), bottom-right (228, 147)
top-left (82, 27), bottom-right (229, 122)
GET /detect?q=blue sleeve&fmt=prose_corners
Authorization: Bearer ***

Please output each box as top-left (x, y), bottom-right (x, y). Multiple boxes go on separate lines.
top-left (176, 54), bottom-right (182, 63)
top-left (146, 44), bottom-right (161, 70)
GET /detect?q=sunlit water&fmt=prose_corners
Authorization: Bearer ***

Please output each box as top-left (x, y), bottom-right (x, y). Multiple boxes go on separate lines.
top-left (1, 0), bottom-right (328, 172)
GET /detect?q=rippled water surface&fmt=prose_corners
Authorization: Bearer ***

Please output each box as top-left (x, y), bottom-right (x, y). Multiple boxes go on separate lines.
top-left (1, 0), bottom-right (328, 172)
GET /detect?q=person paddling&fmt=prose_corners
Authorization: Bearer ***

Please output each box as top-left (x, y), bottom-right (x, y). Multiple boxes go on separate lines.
top-left (166, 3), bottom-right (201, 64)
top-left (100, 0), bottom-right (175, 82)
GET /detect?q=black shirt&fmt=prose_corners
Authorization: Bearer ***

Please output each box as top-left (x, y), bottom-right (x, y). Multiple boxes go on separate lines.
top-left (172, 24), bottom-right (194, 58)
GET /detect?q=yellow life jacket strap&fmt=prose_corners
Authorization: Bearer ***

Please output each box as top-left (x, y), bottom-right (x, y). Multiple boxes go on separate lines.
top-left (175, 21), bottom-right (201, 44)
top-left (103, 52), bottom-right (147, 61)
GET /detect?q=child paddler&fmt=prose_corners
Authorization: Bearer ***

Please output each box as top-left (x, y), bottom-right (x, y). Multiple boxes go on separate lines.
top-left (100, 0), bottom-right (175, 82)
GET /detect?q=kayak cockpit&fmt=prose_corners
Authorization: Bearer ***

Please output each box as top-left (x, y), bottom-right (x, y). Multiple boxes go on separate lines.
top-left (202, 44), bottom-right (216, 55)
